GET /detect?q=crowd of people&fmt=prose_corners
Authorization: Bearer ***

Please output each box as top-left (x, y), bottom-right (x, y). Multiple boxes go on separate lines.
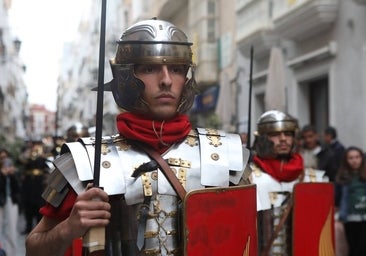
top-left (0, 140), bottom-right (53, 255)
top-left (293, 122), bottom-right (365, 256)
top-left (0, 124), bottom-right (90, 255)
top-left (0, 18), bottom-right (364, 256)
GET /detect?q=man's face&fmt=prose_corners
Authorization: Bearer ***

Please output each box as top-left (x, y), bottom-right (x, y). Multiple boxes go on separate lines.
top-left (301, 130), bottom-right (318, 149)
top-left (267, 131), bottom-right (294, 156)
top-left (323, 133), bottom-right (332, 145)
top-left (134, 64), bottom-right (187, 120)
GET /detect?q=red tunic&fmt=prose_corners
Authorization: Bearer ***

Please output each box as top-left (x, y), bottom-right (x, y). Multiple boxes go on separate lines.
top-left (40, 188), bottom-right (79, 256)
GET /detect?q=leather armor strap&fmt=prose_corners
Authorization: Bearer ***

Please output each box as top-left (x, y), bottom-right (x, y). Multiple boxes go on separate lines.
top-left (133, 141), bottom-right (187, 201)
top-left (137, 195), bottom-right (152, 250)
top-left (261, 195), bottom-right (294, 256)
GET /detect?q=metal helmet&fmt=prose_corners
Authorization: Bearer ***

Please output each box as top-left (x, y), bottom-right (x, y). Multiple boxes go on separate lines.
top-left (256, 110), bottom-right (298, 136)
top-left (66, 123), bottom-right (90, 142)
top-left (109, 18), bottom-right (197, 113)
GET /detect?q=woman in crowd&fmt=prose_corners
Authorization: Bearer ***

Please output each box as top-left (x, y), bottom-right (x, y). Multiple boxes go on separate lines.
top-left (336, 146), bottom-right (366, 256)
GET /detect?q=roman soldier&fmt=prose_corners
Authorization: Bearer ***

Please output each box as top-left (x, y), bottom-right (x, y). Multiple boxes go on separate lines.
top-left (26, 19), bottom-right (255, 256)
top-left (251, 110), bottom-right (335, 256)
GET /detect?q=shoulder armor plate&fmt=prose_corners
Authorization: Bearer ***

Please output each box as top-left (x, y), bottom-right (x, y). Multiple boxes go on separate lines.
top-left (41, 167), bottom-right (69, 207)
top-left (196, 128), bottom-right (246, 186)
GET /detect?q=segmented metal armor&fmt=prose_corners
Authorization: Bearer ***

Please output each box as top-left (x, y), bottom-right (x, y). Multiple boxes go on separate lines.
top-left (42, 128), bottom-right (250, 255)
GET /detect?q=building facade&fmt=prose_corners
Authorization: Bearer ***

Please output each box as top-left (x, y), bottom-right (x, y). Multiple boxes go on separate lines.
top-left (56, 0), bottom-right (366, 149)
top-left (0, 0), bottom-right (29, 143)
top-left (235, 0), bottom-right (366, 149)
top-left (28, 104), bottom-right (55, 141)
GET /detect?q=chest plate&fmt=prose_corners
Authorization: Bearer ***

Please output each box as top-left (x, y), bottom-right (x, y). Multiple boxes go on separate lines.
top-left (57, 129), bottom-right (247, 206)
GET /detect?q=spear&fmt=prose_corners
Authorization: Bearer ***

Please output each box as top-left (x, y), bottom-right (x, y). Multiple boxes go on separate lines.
top-left (247, 45), bottom-right (253, 149)
top-left (93, 0), bottom-right (107, 188)
top-left (82, 0), bottom-right (107, 255)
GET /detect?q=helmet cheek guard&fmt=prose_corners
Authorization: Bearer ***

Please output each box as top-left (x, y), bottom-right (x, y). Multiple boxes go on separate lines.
top-left (110, 63), bottom-right (145, 111)
top-left (254, 135), bottom-right (276, 158)
top-left (177, 65), bottom-right (198, 113)
top-left (109, 62), bottom-right (197, 114)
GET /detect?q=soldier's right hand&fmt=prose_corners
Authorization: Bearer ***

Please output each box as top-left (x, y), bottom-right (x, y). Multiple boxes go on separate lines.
top-left (66, 186), bottom-right (111, 238)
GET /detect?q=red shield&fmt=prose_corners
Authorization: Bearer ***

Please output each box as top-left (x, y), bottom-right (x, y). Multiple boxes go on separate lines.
top-left (292, 183), bottom-right (335, 256)
top-left (183, 184), bottom-right (257, 256)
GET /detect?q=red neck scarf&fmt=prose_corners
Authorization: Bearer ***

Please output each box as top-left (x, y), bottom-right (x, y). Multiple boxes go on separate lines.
top-left (116, 112), bottom-right (191, 154)
top-left (253, 153), bottom-right (304, 182)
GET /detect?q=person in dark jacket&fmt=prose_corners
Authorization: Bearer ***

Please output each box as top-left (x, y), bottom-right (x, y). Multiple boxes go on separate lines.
top-left (323, 126), bottom-right (346, 211)
top-left (300, 125), bottom-right (338, 182)
top-left (0, 148), bottom-right (20, 256)
top-left (323, 126), bottom-right (345, 171)
top-left (18, 142), bottom-right (50, 234)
